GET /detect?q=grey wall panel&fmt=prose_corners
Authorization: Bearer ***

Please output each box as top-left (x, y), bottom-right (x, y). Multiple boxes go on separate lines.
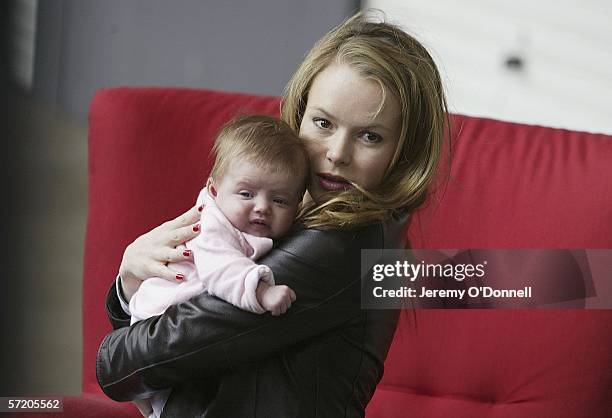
top-left (34, 0), bottom-right (358, 120)
top-left (32, 0), bottom-right (64, 103)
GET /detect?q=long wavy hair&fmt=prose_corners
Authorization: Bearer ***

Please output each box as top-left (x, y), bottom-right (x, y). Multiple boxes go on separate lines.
top-left (282, 11), bottom-right (449, 229)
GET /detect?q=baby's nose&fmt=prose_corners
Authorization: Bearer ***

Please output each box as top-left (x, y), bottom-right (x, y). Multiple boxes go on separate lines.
top-left (254, 198), bottom-right (271, 214)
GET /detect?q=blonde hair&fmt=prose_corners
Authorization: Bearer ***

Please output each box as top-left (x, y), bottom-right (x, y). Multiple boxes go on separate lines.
top-left (210, 114), bottom-right (309, 196)
top-left (282, 11), bottom-right (449, 229)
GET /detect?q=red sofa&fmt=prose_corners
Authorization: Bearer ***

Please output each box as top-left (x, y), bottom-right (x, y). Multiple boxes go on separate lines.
top-left (31, 88), bottom-right (612, 417)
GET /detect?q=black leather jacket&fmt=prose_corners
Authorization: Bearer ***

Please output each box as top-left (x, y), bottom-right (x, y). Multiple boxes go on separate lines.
top-left (97, 214), bottom-right (408, 418)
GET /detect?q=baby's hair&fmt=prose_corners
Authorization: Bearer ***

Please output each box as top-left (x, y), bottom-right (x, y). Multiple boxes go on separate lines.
top-left (210, 114), bottom-right (309, 196)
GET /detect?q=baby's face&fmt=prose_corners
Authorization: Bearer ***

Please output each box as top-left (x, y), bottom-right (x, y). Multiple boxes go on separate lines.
top-left (211, 160), bottom-right (303, 239)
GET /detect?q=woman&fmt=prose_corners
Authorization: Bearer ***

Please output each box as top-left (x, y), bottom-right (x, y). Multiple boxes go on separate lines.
top-left (97, 12), bottom-right (448, 417)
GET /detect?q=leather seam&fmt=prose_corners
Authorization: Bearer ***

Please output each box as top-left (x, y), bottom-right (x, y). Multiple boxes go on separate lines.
top-left (345, 221), bottom-right (382, 416)
top-left (314, 342), bottom-right (321, 418)
top-left (96, 332), bottom-right (115, 399)
top-left (344, 311), bottom-right (368, 417)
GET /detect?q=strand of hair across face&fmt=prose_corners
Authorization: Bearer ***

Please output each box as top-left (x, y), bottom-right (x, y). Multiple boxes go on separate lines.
top-left (297, 184), bottom-right (395, 229)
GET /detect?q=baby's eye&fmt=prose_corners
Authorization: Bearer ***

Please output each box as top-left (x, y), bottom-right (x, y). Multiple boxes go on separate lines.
top-left (238, 191), bottom-right (253, 198)
top-left (273, 197), bottom-right (289, 206)
top-left (313, 117), bottom-right (332, 130)
top-left (360, 131), bottom-right (382, 144)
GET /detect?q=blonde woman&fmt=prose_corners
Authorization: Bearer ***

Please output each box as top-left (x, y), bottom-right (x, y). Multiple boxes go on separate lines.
top-left (97, 11), bottom-right (448, 417)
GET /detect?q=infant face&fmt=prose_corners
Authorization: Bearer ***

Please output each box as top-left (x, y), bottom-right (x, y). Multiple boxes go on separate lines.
top-left (211, 160), bottom-right (304, 238)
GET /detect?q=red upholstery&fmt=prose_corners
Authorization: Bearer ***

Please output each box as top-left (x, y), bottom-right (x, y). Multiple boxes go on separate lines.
top-left (367, 115), bottom-right (612, 417)
top-left (76, 88), bottom-right (612, 417)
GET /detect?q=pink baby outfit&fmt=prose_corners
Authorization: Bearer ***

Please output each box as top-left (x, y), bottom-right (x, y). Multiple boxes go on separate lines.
top-left (129, 187), bottom-right (275, 418)
top-left (129, 187), bottom-right (275, 324)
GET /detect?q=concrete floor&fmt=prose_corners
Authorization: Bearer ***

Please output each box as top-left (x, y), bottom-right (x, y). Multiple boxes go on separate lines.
top-left (4, 93), bottom-right (86, 395)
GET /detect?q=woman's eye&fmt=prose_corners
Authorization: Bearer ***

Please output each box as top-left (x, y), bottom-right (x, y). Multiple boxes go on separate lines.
top-left (313, 118), bottom-right (332, 130)
top-left (361, 131), bottom-right (382, 144)
top-left (238, 191), bottom-right (253, 198)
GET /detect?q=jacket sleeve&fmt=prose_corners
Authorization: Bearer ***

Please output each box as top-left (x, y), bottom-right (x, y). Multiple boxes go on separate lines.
top-left (96, 225), bottom-right (390, 401)
top-left (105, 277), bottom-right (131, 330)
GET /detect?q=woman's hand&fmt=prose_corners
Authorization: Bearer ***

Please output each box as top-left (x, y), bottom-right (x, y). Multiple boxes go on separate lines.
top-left (119, 205), bottom-right (203, 302)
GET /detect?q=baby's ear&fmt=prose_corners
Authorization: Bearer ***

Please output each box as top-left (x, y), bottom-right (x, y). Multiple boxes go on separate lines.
top-left (207, 178), bottom-right (218, 198)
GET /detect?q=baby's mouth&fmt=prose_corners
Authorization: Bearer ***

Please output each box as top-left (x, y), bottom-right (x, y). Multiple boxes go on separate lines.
top-left (250, 219), bottom-right (269, 228)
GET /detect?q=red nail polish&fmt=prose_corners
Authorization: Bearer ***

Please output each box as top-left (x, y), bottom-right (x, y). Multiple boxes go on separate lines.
top-left (176, 273), bottom-right (185, 281)
top-left (183, 250), bottom-right (191, 257)
top-left (193, 224), bottom-right (200, 232)
top-left (197, 205), bottom-right (203, 212)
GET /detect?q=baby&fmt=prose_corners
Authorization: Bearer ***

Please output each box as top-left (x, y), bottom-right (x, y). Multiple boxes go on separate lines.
top-left (128, 114), bottom-right (309, 418)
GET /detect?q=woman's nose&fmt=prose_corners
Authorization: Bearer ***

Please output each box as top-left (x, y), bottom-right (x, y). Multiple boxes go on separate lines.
top-left (326, 132), bottom-right (351, 166)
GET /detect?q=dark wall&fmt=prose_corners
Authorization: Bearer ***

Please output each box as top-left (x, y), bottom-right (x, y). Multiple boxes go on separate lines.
top-left (33, 0), bottom-right (359, 120)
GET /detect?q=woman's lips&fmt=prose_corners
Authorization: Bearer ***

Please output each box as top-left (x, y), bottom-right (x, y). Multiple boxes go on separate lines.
top-left (316, 173), bottom-right (352, 191)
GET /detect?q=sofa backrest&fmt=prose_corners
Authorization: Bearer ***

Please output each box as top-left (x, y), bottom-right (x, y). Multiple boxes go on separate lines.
top-left (84, 87), bottom-right (280, 394)
top-left (373, 113), bottom-right (612, 417)
top-left (85, 88), bottom-right (612, 416)
top-left (408, 114), bottom-right (612, 248)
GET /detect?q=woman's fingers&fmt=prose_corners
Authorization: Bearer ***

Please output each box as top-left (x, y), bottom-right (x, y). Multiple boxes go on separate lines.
top-left (157, 247), bottom-right (195, 264)
top-left (167, 223), bottom-right (201, 246)
top-left (118, 205), bottom-right (202, 291)
top-left (150, 264), bottom-right (186, 283)
top-left (161, 205), bottom-right (203, 231)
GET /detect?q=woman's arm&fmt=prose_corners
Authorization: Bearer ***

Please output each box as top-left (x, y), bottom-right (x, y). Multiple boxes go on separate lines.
top-left (96, 223), bottom-right (396, 401)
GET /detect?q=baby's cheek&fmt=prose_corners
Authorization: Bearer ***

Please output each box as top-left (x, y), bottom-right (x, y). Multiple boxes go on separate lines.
top-left (224, 203), bottom-right (249, 231)
top-left (276, 211), bottom-right (297, 236)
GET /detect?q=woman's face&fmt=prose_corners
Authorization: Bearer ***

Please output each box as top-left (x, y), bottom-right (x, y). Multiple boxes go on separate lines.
top-left (299, 63), bottom-right (401, 204)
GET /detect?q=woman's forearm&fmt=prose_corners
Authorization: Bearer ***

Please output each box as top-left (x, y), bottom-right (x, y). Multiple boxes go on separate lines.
top-left (97, 229), bottom-right (372, 401)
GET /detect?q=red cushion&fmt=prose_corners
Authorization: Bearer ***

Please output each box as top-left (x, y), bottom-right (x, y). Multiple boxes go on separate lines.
top-left (408, 114), bottom-right (612, 248)
top-left (367, 310), bottom-right (612, 418)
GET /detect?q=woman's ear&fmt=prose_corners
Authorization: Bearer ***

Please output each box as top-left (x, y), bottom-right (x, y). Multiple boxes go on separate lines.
top-left (207, 178), bottom-right (218, 198)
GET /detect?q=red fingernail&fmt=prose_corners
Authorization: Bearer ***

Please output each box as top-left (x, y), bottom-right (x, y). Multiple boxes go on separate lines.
top-left (183, 249), bottom-right (191, 257)
top-left (176, 273), bottom-right (185, 281)
top-left (197, 205), bottom-right (203, 212)
top-left (193, 224), bottom-right (200, 232)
